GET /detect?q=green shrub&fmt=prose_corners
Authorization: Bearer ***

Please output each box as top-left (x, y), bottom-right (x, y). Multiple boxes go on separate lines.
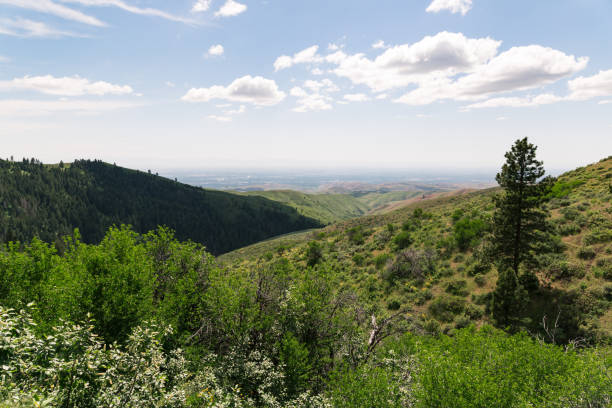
top-left (352, 253), bottom-right (365, 266)
top-left (584, 228), bottom-right (612, 245)
top-left (547, 179), bottom-right (585, 199)
top-left (474, 275), bottom-right (487, 287)
top-left (392, 231), bottom-right (413, 250)
top-left (546, 261), bottom-right (586, 281)
top-left (347, 226), bottom-right (366, 245)
top-left (374, 253), bottom-right (392, 270)
top-left (557, 222), bottom-right (581, 236)
top-left (577, 246), bottom-right (596, 260)
top-left (428, 295), bottom-right (466, 322)
top-left (445, 279), bottom-right (468, 297)
top-left (453, 217), bottom-right (487, 251)
top-left (305, 241), bottom-right (323, 267)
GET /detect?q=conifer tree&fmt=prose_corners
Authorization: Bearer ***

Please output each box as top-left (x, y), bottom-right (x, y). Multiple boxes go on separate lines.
top-left (492, 137), bottom-right (552, 275)
top-left (491, 267), bottom-right (528, 329)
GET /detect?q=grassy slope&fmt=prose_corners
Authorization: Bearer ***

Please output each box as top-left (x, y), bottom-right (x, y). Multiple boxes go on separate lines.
top-left (242, 190), bottom-right (370, 224)
top-left (243, 188), bottom-right (460, 224)
top-left (221, 157), bottom-right (612, 342)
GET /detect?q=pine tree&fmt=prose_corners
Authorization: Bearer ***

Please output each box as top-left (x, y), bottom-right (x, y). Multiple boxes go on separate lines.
top-left (491, 267), bottom-right (528, 329)
top-left (492, 137), bottom-right (553, 275)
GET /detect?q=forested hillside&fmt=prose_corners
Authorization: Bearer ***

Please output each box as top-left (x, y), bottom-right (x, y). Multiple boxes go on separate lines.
top-left (0, 159), bottom-right (320, 254)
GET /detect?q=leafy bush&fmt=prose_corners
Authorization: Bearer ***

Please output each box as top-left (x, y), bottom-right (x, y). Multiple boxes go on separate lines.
top-left (383, 249), bottom-right (436, 284)
top-left (392, 231), bottom-right (413, 250)
top-left (584, 228), bottom-right (612, 245)
top-left (445, 279), bottom-right (469, 297)
top-left (374, 253), bottom-right (392, 270)
top-left (453, 217), bottom-right (487, 251)
top-left (474, 275), bottom-right (487, 287)
top-left (305, 241), bottom-right (323, 267)
top-left (347, 227), bottom-right (366, 245)
top-left (577, 246), bottom-right (596, 260)
top-left (428, 295), bottom-right (466, 322)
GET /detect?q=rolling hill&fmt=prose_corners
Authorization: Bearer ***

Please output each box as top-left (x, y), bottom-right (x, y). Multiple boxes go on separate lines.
top-left (221, 156), bottom-right (612, 343)
top-left (0, 158), bottom-right (321, 254)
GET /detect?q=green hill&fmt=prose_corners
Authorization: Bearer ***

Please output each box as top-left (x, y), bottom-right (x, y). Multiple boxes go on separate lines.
top-left (242, 190), bottom-right (370, 224)
top-left (0, 158), bottom-right (321, 254)
top-left (242, 189), bottom-right (453, 225)
top-left (221, 156), bottom-right (612, 342)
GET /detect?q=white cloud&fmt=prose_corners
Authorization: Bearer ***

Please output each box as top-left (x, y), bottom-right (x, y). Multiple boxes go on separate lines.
top-left (426, 0), bottom-right (472, 16)
top-left (165, 81), bottom-right (175, 87)
top-left (328, 43), bottom-right (340, 51)
top-left (0, 0), bottom-right (105, 26)
top-left (208, 44), bottom-right (224, 56)
top-left (344, 93), bottom-right (369, 102)
top-left (0, 17), bottom-right (81, 37)
top-left (372, 40), bottom-right (387, 49)
top-left (303, 79), bottom-right (339, 93)
top-left (330, 32), bottom-right (501, 92)
top-left (290, 80), bottom-right (338, 113)
top-left (463, 94), bottom-right (563, 109)
top-left (463, 68), bottom-right (612, 110)
top-left (0, 98), bottom-right (141, 116)
top-left (214, 0), bottom-right (247, 17)
top-left (191, 0), bottom-right (210, 12)
top-left (311, 68), bottom-right (323, 75)
top-left (0, 75), bottom-right (134, 96)
top-left (395, 45), bottom-right (587, 105)
top-left (376, 93), bottom-right (388, 100)
top-left (274, 45), bottom-right (322, 71)
top-left (599, 100), bottom-right (612, 105)
top-left (0, 55), bottom-right (9, 63)
top-left (59, 0), bottom-right (195, 23)
top-left (208, 115), bottom-right (232, 122)
top-left (567, 69), bottom-right (612, 101)
top-left (182, 75), bottom-right (285, 106)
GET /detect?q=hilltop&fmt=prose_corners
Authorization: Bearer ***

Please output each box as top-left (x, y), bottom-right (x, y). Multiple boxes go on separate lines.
top-left (221, 156), bottom-right (612, 342)
top-left (0, 158), bottom-right (320, 254)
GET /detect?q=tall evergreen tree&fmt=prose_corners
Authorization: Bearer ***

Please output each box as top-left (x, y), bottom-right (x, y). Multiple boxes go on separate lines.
top-left (491, 267), bottom-right (528, 329)
top-left (492, 137), bottom-right (553, 275)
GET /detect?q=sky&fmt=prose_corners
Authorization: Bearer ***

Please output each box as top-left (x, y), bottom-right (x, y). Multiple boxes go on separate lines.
top-left (1, 0), bottom-right (611, 172)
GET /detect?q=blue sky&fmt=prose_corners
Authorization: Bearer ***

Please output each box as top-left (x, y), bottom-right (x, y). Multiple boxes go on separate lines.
top-left (1, 0), bottom-right (611, 171)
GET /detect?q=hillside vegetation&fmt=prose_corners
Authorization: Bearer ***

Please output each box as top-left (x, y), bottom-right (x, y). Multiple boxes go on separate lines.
top-left (243, 189), bottom-right (453, 225)
top-left (0, 159), bottom-right (320, 254)
top-left (222, 155), bottom-right (612, 343)
top-left (1, 146), bottom-right (611, 407)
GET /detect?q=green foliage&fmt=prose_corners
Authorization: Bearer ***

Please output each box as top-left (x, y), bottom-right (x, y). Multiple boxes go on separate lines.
top-left (491, 138), bottom-right (553, 274)
top-left (577, 246), bottom-right (597, 260)
top-left (445, 279), bottom-right (469, 297)
top-left (547, 179), bottom-right (586, 199)
top-left (347, 226), bottom-right (366, 245)
top-left (0, 159), bottom-right (320, 255)
top-left (491, 269), bottom-right (528, 330)
top-left (453, 216), bottom-right (487, 251)
top-left (383, 249), bottom-right (436, 284)
top-left (428, 295), bottom-right (466, 322)
top-left (305, 241), bottom-right (323, 267)
top-left (414, 327), bottom-right (611, 408)
top-left (391, 231), bottom-right (413, 250)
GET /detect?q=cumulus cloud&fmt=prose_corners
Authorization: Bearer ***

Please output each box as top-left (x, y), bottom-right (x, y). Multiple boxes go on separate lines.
top-left (330, 32), bottom-right (501, 92)
top-left (0, 98), bottom-right (141, 116)
top-left (182, 75), bottom-right (286, 106)
top-left (464, 69), bottom-right (612, 109)
top-left (59, 0), bottom-right (195, 24)
top-left (426, 0), bottom-right (472, 16)
top-left (207, 44), bottom-right (224, 56)
top-left (0, 17), bottom-right (81, 37)
top-left (0, 0), bottom-right (105, 26)
top-left (274, 45), bottom-right (322, 71)
top-left (214, 0), bottom-right (247, 17)
top-left (191, 0), bottom-right (210, 13)
top-left (344, 93), bottom-right (370, 102)
top-left (567, 69), bottom-right (612, 101)
top-left (0, 75), bottom-right (134, 96)
top-left (225, 105), bottom-right (246, 115)
top-left (290, 79), bottom-right (339, 112)
top-left (394, 45), bottom-right (587, 105)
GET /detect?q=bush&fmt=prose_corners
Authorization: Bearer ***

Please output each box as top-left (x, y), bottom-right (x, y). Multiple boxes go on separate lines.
top-left (428, 295), bottom-right (466, 322)
top-left (392, 231), bottom-right (413, 250)
top-left (383, 249), bottom-right (436, 284)
top-left (374, 253), bottom-right (392, 270)
top-left (347, 227), bottom-right (366, 245)
top-left (546, 261), bottom-right (586, 281)
top-left (352, 253), bottom-right (365, 266)
top-left (577, 246), bottom-right (596, 260)
top-left (453, 217), bottom-right (487, 251)
top-left (474, 275), bottom-right (487, 287)
top-left (584, 228), bottom-right (612, 245)
top-left (445, 279), bottom-right (468, 297)
top-left (305, 241), bottom-right (323, 267)
top-left (518, 271), bottom-right (540, 292)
